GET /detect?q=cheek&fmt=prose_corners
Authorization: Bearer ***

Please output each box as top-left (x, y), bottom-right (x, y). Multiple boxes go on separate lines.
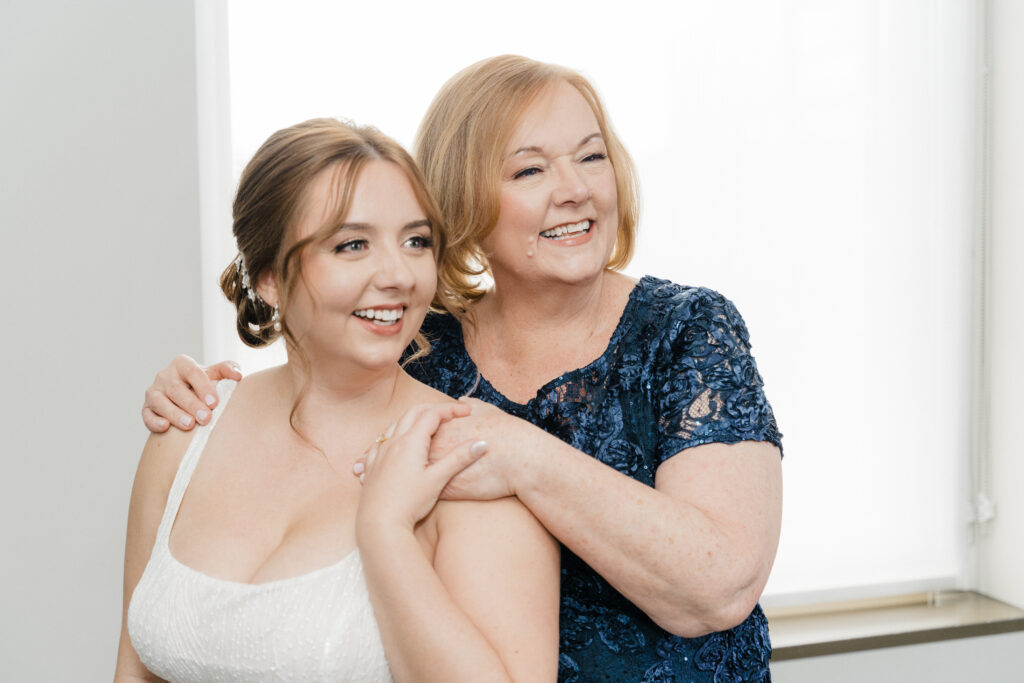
top-left (281, 285), bottom-right (315, 336)
top-left (486, 209), bottom-right (531, 258)
top-left (598, 173), bottom-right (619, 213)
top-left (494, 189), bottom-right (539, 235)
top-left (416, 259), bottom-right (439, 296)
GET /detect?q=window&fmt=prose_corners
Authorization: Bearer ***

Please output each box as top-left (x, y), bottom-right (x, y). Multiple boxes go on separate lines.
top-left (205, 0), bottom-right (981, 601)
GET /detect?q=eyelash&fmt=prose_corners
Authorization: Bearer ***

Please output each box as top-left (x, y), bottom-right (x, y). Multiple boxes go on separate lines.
top-left (513, 167), bottom-right (541, 180)
top-left (332, 236), bottom-right (433, 254)
top-left (404, 235), bottom-right (434, 249)
top-left (511, 153), bottom-right (607, 180)
top-left (334, 239), bottom-right (367, 254)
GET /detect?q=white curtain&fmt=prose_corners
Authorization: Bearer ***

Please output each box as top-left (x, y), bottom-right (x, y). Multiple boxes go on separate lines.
top-left (218, 0), bottom-right (979, 599)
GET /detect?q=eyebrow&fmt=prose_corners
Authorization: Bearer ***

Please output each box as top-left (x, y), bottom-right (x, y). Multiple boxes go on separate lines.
top-left (336, 219), bottom-right (432, 232)
top-left (508, 133), bottom-right (604, 158)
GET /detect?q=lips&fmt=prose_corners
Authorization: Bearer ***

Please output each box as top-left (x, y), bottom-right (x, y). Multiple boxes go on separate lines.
top-left (540, 219), bottom-right (592, 240)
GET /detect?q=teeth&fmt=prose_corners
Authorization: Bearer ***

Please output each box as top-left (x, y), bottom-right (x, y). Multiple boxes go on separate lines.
top-left (353, 308), bottom-right (404, 324)
top-left (540, 220), bottom-right (590, 239)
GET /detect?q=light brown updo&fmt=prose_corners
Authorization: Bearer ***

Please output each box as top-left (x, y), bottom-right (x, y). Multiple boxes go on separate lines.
top-left (219, 118), bottom-right (459, 355)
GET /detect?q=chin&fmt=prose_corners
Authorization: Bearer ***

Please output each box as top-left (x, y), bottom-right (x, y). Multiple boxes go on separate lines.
top-left (347, 349), bottom-right (405, 373)
top-left (544, 256), bottom-right (609, 285)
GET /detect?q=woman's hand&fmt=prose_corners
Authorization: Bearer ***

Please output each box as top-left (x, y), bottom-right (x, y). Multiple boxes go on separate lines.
top-left (141, 355), bottom-right (242, 433)
top-left (356, 403), bottom-right (487, 535)
top-left (427, 398), bottom-right (543, 501)
top-left (355, 401), bottom-right (560, 683)
top-left (353, 398), bottom-right (549, 501)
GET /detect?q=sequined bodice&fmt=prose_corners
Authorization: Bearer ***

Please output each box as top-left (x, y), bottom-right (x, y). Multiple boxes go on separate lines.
top-left (127, 381), bottom-right (393, 682)
top-left (406, 276), bottom-right (782, 683)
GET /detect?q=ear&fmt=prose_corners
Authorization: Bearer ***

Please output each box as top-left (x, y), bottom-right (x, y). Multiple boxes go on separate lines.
top-left (255, 271), bottom-right (279, 308)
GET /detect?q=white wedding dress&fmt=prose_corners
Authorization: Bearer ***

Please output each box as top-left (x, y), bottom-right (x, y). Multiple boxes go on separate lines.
top-left (127, 381), bottom-right (393, 682)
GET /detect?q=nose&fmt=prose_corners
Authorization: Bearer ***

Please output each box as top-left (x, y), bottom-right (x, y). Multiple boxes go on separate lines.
top-left (551, 160), bottom-right (592, 206)
top-left (372, 244), bottom-right (416, 291)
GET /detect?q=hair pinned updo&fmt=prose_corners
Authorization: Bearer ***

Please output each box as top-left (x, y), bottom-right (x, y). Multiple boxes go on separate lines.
top-left (219, 117), bottom-right (461, 358)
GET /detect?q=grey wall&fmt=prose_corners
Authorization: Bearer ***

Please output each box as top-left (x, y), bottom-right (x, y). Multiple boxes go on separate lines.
top-left (1, 1), bottom-right (204, 679)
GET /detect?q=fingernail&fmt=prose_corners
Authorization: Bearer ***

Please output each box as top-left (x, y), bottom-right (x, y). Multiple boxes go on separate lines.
top-left (359, 473), bottom-right (365, 484)
top-left (179, 415), bottom-right (193, 428)
top-left (205, 394), bottom-right (217, 407)
top-left (384, 421), bottom-right (397, 438)
top-left (197, 409), bottom-right (210, 423)
top-left (353, 462), bottom-right (364, 475)
top-left (229, 363), bottom-right (241, 373)
top-left (471, 440), bottom-right (489, 456)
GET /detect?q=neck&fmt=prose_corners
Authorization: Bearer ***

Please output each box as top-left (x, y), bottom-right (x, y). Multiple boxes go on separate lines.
top-left (278, 346), bottom-right (407, 443)
top-left (473, 268), bottom-right (621, 347)
top-left (481, 268), bottom-right (614, 329)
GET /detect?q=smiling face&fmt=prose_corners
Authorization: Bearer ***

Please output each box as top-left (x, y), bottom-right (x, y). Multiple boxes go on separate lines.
top-left (483, 80), bottom-right (619, 288)
top-left (275, 160), bottom-right (437, 371)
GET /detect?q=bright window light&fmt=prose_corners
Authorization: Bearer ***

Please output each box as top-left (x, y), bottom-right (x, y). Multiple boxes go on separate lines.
top-left (216, 0), bottom-right (978, 600)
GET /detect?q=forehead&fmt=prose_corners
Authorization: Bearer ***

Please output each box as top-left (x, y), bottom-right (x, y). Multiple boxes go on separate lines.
top-left (294, 160), bottom-right (424, 236)
top-left (505, 80), bottom-right (601, 154)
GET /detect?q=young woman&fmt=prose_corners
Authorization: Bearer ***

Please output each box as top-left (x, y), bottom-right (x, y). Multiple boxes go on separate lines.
top-left (144, 57), bottom-right (783, 682)
top-left (115, 118), bottom-right (559, 682)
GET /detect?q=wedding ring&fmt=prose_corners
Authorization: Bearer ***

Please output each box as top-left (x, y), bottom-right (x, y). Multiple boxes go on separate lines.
top-left (375, 433), bottom-right (388, 445)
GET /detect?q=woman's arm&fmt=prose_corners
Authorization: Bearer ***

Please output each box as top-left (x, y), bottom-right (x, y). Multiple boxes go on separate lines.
top-left (113, 429), bottom-right (191, 682)
top-left (432, 401), bottom-right (782, 638)
top-left (357, 405), bottom-right (560, 682)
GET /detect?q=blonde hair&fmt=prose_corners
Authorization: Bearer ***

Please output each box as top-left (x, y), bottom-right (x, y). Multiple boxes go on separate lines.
top-left (415, 55), bottom-right (640, 302)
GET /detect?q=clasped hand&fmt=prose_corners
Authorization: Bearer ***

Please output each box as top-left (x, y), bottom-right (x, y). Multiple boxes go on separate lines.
top-left (355, 398), bottom-right (526, 510)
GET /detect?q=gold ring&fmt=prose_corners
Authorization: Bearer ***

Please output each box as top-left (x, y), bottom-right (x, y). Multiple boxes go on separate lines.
top-left (375, 433), bottom-right (388, 445)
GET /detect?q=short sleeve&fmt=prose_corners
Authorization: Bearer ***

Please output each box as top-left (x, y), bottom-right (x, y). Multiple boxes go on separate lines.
top-left (649, 287), bottom-right (782, 465)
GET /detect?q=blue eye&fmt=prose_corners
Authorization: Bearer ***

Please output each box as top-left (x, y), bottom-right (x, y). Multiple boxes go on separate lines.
top-left (334, 239), bottom-right (367, 254)
top-left (513, 167), bottom-right (542, 180)
top-left (404, 235), bottom-right (434, 249)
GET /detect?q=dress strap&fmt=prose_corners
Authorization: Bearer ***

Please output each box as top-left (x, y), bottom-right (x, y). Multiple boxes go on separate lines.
top-left (153, 379), bottom-right (238, 543)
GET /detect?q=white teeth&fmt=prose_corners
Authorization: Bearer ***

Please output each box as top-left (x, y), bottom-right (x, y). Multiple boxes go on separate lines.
top-left (353, 308), bottom-right (404, 324)
top-left (540, 220), bottom-right (591, 239)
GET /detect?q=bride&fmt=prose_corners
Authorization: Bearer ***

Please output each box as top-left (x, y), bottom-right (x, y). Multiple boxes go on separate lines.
top-left (113, 118), bottom-right (559, 682)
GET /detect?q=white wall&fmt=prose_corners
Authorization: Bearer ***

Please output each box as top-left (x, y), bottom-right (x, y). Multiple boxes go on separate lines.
top-left (983, 0), bottom-right (1024, 610)
top-left (0, 1), bottom-right (204, 679)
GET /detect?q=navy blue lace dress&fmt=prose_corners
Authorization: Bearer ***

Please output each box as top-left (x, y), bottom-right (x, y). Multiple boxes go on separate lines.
top-left (405, 276), bottom-right (782, 683)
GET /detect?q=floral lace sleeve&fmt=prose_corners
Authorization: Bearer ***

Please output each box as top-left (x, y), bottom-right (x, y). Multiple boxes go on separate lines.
top-left (648, 286), bottom-right (782, 465)
top-left (407, 281), bottom-right (778, 682)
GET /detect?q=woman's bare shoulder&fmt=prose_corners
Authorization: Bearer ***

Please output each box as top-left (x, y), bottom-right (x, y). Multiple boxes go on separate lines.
top-left (137, 373), bottom-right (263, 486)
top-left (137, 416), bottom-right (195, 483)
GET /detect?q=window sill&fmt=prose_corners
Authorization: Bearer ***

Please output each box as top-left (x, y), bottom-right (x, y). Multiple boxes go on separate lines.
top-left (765, 590), bottom-right (1024, 660)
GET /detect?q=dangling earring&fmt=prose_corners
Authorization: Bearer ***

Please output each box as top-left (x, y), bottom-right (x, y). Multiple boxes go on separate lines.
top-left (272, 304), bottom-right (281, 332)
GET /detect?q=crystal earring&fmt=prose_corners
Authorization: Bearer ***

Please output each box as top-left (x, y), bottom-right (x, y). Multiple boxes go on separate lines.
top-left (272, 304), bottom-right (281, 332)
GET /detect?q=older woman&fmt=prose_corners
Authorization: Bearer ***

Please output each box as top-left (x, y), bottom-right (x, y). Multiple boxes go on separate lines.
top-left (144, 57), bottom-right (783, 682)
